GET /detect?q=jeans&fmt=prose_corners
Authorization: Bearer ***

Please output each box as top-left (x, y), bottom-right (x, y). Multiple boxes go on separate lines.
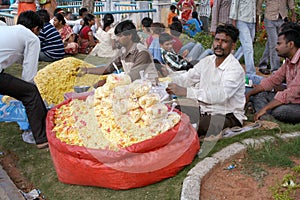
top-left (39, 51), bottom-right (56, 62)
top-left (236, 20), bottom-right (256, 75)
top-left (252, 91), bottom-right (300, 124)
top-left (0, 73), bottom-right (48, 144)
top-left (234, 46), bottom-right (243, 61)
top-left (187, 43), bottom-right (204, 61)
top-left (264, 18), bottom-right (283, 72)
top-left (258, 39), bottom-right (269, 69)
top-left (200, 16), bottom-right (209, 33)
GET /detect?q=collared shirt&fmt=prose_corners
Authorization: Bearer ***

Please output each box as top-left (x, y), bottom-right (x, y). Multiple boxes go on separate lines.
top-left (170, 54), bottom-right (247, 124)
top-left (109, 43), bottom-right (158, 82)
top-left (260, 48), bottom-right (300, 104)
top-left (0, 25), bottom-right (40, 82)
top-left (257, 0), bottom-right (295, 21)
top-left (198, 0), bottom-right (211, 18)
top-left (229, 0), bottom-right (256, 23)
top-left (210, 0), bottom-right (232, 33)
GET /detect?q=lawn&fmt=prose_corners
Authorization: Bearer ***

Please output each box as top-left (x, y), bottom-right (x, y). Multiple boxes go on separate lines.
top-left (0, 34), bottom-right (300, 200)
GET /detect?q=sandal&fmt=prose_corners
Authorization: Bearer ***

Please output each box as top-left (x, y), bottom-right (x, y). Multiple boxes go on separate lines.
top-left (36, 142), bottom-right (49, 149)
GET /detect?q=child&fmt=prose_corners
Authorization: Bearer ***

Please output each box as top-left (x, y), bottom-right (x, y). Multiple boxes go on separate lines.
top-left (168, 5), bottom-right (178, 27)
top-left (159, 32), bottom-right (193, 71)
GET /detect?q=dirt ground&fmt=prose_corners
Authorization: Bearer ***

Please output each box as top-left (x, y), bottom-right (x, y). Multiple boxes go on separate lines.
top-left (201, 154), bottom-right (300, 200)
top-left (0, 150), bottom-right (34, 192)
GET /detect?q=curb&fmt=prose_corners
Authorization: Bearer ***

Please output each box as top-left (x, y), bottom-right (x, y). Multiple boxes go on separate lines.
top-left (0, 165), bottom-right (25, 200)
top-left (181, 131), bottom-right (300, 200)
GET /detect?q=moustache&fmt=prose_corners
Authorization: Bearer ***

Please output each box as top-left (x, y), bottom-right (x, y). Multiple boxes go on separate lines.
top-left (214, 47), bottom-right (224, 51)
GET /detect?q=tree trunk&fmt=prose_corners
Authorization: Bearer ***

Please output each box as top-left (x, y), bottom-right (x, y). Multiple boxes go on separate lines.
top-left (82, 0), bottom-right (95, 14)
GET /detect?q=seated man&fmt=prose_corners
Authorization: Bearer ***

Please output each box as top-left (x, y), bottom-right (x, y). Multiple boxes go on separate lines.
top-left (80, 20), bottom-right (158, 87)
top-left (159, 32), bottom-right (194, 71)
top-left (166, 24), bottom-right (247, 137)
top-left (0, 11), bottom-right (48, 149)
top-left (246, 23), bottom-right (300, 124)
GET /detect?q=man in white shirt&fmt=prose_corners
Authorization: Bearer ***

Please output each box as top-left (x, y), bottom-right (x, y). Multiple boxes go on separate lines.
top-left (0, 11), bottom-right (48, 149)
top-left (166, 24), bottom-right (247, 137)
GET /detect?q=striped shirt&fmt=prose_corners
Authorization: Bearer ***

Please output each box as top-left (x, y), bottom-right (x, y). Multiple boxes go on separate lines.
top-left (198, 0), bottom-right (211, 18)
top-left (39, 22), bottom-right (65, 60)
top-left (260, 48), bottom-right (300, 104)
top-left (210, 0), bottom-right (232, 33)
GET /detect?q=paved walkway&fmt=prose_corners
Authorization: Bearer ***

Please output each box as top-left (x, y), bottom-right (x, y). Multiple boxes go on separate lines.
top-left (0, 165), bottom-right (24, 200)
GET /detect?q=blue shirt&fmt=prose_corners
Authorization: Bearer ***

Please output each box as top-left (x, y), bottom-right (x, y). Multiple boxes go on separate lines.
top-left (183, 18), bottom-right (202, 37)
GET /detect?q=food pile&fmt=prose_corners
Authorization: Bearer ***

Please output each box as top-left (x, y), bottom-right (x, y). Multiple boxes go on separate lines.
top-left (34, 57), bottom-right (102, 105)
top-left (52, 73), bottom-right (181, 150)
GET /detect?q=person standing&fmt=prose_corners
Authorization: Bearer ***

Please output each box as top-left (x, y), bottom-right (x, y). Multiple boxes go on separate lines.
top-left (198, 0), bottom-right (211, 33)
top-left (210, 0), bottom-right (232, 35)
top-left (166, 24), bottom-right (246, 136)
top-left (229, 0), bottom-right (257, 76)
top-left (246, 23), bottom-right (300, 123)
top-left (0, 10), bottom-right (48, 148)
top-left (257, 0), bottom-right (296, 74)
top-left (17, 0), bottom-right (36, 16)
top-left (177, 0), bottom-right (196, 22)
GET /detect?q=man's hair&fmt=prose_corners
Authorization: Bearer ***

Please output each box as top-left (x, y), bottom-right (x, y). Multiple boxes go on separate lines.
top-left (150, 22), bottom-right (165, 35)
top-left (159, 32), bottom-right (174, 45)
top-left (170, 21), bottom-right (182, 37)
top-left (36, 9), bottom-right (50, 23)
top-left (141, 17), bottom-right (153, 32)
top-left (170, 5), bottom-right (176, 11)
top-left (17, 10), bottom-right (44, 30)
top-left (79, 7), bottom-right (88, 17)
top-left (216, 24), bottom-right (239, 43)
top-left (114, 20), bottom-right (140, 43)
top-left (279, 22), bottom-right (300, 48)
top-left (0, 17), bottom-right (6, 23)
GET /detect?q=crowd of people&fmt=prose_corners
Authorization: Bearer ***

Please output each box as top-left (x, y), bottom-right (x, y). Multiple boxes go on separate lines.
top-left (0, 0), bottom-right (300, 148)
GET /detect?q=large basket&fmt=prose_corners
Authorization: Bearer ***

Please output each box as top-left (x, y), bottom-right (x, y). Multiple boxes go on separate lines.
top-left (46, 97), bottom-right (200, 190)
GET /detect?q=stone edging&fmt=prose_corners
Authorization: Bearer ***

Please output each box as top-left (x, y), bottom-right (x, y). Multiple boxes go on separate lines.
top-left (180, 132), bottom-right (300, 200)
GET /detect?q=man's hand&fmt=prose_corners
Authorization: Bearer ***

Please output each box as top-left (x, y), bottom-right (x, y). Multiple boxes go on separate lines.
top-left (166, 83), bottom-right (187, 97)
top-left (254, 108), bottom-right (267, 121)
top-left (93, 79), bottom-right (106, 88)
top-left (77, 67), bottom-right (87, 77)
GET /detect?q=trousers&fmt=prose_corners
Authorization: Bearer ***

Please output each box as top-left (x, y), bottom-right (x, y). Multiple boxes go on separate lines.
top-left (0, 73), bottom-right (48, 144)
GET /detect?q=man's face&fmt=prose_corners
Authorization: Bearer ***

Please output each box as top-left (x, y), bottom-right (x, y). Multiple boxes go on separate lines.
top-left (213, 32), bottom-right (235, 58)
top-left (161, 40), bottom-right (173, 52)
top-left (116, 33), bottom-right (131, 47)
top-left (276, 35), bottom-right (290, 58)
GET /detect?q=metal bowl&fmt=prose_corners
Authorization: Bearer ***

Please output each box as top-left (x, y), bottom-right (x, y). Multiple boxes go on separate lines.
top-left (74, 86), bottom-right (90, 93)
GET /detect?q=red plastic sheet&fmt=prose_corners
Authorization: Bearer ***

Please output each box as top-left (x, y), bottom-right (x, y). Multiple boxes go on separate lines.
top-left (46, 98), bottom-right (200, 190)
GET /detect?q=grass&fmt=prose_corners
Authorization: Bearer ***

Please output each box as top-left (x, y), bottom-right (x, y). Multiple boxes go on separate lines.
top-left (0, 33), bottom-right (300, 199)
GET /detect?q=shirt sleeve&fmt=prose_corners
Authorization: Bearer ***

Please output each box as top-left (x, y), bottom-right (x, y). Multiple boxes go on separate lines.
top-left (260, 64), bottom-right (287, 91)
top-left (22, 32), bottom-right (40, 83)
top-left (127, 50), bottom-right (157, 80)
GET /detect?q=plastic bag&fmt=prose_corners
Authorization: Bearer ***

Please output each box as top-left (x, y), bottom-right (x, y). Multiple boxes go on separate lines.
top-left (0, 95), bottom-right (30, 130)
top-left (46, 97), bottom-right (200, 190)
